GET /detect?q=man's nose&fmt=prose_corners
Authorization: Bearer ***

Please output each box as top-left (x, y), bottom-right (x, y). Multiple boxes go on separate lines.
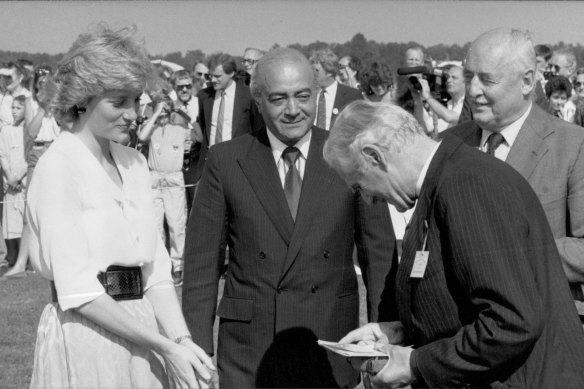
top-left (466, 75), bottom-right (481, 97)
top-left (285, 98), bottom-right (300, 116)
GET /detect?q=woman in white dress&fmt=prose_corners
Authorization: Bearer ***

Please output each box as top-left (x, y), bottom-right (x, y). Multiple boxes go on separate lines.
top-left (0, 95), bottom-right (27, 265)
top-left (27, 25), bottom-right (214, 388)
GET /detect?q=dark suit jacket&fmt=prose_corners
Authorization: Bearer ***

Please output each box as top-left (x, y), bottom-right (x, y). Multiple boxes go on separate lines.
top-left (445, 104), bottom-right (584, 301)
top-left (182, 127), bottom-right (395, 388)
top-left (330, 83), bottom-right (362, 129)
top-left (388, 135), bottom-right (584, 388)
top-left (193, 82), bottom-right (263, 182)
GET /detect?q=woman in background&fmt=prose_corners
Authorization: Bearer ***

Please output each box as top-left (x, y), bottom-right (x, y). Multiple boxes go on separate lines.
top-left (0, 96), bottom-right (27, 270)
top-left (2, 64), bottom-right (61, 279)
top-left (27, 25), bottom-right (214, 388)
top-left (359, 61), bottom-right (395, 102)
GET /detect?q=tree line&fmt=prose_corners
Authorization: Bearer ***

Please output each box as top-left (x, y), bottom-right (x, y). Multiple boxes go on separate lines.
top-left (2, 33), bottom-right (584, 74)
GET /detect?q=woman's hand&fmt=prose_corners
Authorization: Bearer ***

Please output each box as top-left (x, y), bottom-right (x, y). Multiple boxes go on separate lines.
top-left (163, 341), bottom-right (215, 389)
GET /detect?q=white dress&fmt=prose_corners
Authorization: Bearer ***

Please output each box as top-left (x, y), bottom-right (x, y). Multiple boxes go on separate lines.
top-left (0, 124), bottom-right (27, 239)
top-left (27, 131), bottom-right (173, 388)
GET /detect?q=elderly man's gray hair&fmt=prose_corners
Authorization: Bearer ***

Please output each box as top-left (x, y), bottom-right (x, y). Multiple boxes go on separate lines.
top-left (323, 100), bottom-right (426, 175)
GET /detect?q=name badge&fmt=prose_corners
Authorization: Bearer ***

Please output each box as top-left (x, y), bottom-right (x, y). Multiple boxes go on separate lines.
top-left (410, 251), bottom-right (429, 278)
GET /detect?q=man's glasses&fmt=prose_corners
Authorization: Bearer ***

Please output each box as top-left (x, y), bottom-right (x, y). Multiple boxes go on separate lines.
top-left (241, 59), bottom-right (258, 65)
top-left (176, 84), bottom-right (193, 90)
top-left (575, 82), bottom-right (584, 87)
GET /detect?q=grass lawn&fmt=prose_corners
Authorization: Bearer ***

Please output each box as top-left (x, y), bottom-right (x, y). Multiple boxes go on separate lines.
top-left (0, 272), bottom-right (367, 388)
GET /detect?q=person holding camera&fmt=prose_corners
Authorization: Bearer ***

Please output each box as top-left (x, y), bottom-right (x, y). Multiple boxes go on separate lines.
top-left (417, 64), bottom-right (465, 134)
top-left (138, 95), bottom-right (190, 287)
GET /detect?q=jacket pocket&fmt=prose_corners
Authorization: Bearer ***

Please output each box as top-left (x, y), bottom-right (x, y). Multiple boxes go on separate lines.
top-left (216, 296), bottom-right (254, 322)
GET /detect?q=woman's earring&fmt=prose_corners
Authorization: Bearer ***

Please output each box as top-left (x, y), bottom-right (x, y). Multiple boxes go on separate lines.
top-left (75, 105), bottom-right (86, 114)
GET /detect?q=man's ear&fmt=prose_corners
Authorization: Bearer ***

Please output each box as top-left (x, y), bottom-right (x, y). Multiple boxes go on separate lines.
top-left (361, 145), bottom-right (386, 169)
top-left (521, 69), bottom-right (536, 96)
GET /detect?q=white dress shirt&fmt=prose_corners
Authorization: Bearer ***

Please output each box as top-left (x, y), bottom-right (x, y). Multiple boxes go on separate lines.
top-left (210, 81), bottom-right (236, 146)
top-left (479, 103), bottom-right (531, 161)
top-left (435, 96), bottom-right (465, 133)
top-left (266, 128), bottom-right (311, 187)
top-left (314, 81), bottom-right (339, 130)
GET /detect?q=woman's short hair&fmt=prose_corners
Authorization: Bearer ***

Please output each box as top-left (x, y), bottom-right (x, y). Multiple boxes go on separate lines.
top-left (324, 100), bottom-right (425, 176)
top-left (359, 61), bottom-right (394, 95)
top-left (545, 75), bottom-right (573, 99)
top-left (49, 24), bottom-right (153, 122)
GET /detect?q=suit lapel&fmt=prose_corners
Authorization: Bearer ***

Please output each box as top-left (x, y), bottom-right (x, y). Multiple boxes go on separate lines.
top-left (331, 87), bottom-right (345, 129)
top-left (505, 106), bottom-right (552, 180)
top-left (237, 129), bottom-right (294, 245)
top-left (279, 129), bottom-right (332, 280)
top-left (232, 82), bottom-right (243, 137)
top-left (203, 90), bottom-right (215, 145)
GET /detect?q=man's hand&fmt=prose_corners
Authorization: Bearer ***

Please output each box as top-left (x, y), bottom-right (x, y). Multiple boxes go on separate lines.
top-left (419, 78), bottom-right (431, 101)
top-left (370, 345), bottom-right (415, 389)
top-left (339, 321), bottom-right (406, 347)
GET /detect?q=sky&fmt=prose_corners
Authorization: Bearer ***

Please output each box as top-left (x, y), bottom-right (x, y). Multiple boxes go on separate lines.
top-left (1, 1), bottom-right (583, 57)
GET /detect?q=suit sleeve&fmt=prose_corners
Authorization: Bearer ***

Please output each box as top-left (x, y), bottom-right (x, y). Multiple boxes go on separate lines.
top-left (413, 174), bottom-right (544, 387)
top-left (556, 136), bottom-right (584, 283)
top-left (182, 146), bottom-right (228, 354)
top-left (354, 196), bottom-right (396, 322)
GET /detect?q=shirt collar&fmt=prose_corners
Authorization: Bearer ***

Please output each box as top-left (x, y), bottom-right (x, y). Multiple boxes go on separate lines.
top-left (480, 103), bottom-right (532, 149)
top-left (323, 80), bottom-right (338, 97)
top-left (415, 140), bottom-right (441, 198)
top-left (266, 128), bottom-right (311, 162)
top-left (219, 80), bottom-right (236, 97)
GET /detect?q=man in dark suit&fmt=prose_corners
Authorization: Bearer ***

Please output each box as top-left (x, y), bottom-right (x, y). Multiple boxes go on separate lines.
top-left (309, 49), bottom-right (362, 131)
top-left (446, 28), bottom-right (584, 308)
top-left (194, 55), bottom-right (263, 183)
top-left (326, 100), bottom-right (584, 388)
top-left (182, 48), bottom-right (395, 388)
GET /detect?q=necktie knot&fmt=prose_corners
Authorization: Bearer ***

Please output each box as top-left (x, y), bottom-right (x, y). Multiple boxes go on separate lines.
top-left (282, 146), bottom-right (301, 166)
top-left (487, 132), bottom-right (505, 155)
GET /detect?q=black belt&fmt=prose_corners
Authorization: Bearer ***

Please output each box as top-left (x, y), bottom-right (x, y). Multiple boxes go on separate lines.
top-left (97, 265), bottom-right (143, 301)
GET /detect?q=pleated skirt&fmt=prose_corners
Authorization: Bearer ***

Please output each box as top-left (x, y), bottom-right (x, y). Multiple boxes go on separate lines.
top-left (29, 299), bottom-right (170, 389)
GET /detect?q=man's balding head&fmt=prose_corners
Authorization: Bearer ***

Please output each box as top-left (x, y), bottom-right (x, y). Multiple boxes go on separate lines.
top-left (250, 48), bottom-right (318, 146)
top-left (464, 28), bottom-right (536, 132)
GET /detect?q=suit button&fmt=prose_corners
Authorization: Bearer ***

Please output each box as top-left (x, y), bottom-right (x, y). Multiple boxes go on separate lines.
top-left (323, 250), bottom-right (330, 259)
top-left (259, 251), bottom-right (266, 259)
top-left (277, 286), bottom-right (283, 294)
top-left (311, 285), bottom-right (318, 293)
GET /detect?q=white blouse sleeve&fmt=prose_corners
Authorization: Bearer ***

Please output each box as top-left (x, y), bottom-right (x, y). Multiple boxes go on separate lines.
top-left (27, 154), bottom-right (105, 310)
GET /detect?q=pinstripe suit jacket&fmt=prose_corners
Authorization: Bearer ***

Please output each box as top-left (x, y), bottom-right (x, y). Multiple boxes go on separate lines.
top-left (389, 135), bottom-right (584, 388)
top-left (182, 126), bottom-right (395, 388)
top-left (446, 104), bottom-right (584, 301)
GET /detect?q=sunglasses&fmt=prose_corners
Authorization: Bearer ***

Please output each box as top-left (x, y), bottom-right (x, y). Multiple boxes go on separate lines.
top-left (176, 84), bottom-right (193, 90)
top-left (195, 71), bottom-right (210, 80)
top-left (241, 59), bottom-right (258, 65)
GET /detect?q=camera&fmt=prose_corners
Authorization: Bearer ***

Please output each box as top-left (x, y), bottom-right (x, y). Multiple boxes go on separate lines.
top-left (397, 65), bottom-right (451, 104)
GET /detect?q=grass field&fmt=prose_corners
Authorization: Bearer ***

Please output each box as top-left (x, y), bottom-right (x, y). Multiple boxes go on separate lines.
top-left (0, 272), bottom-right (367, 388)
